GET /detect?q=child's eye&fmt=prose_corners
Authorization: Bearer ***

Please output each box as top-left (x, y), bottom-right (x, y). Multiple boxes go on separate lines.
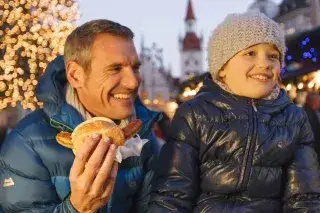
top-left (245, 51), bottom-right (256, 56)
top-left (269, 54), bottom-right (280, 60)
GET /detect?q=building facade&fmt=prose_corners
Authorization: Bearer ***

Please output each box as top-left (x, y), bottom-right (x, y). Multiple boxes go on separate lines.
top-left (249, 0), bottom-right (320, 36)
top-left (139, 40), bottom-right (178, 109)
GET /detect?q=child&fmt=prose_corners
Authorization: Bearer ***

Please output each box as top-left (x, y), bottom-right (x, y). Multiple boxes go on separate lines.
top-left (148, 12), bottom-right (320, 213)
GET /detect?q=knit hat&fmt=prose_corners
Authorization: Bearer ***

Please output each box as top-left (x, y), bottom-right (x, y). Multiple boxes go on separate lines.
top-left (207, 11), bottom-right (286, 79)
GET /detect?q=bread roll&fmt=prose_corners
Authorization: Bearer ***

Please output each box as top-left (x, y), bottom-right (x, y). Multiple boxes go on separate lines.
top-left (56, 117), bottom-right (142, 154)
top-left (72, 117), bottom-right (125, 152)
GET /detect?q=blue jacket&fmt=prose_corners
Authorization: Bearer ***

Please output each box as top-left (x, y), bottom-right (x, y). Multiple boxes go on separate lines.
top-left (0, 56), bottom-right (163, 213)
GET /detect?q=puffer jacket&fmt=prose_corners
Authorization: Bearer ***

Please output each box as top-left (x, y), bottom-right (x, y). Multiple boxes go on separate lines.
top-left (0, 56), bottom-right (163, 213)
top-left (148, 74), bottom-right (320, 213)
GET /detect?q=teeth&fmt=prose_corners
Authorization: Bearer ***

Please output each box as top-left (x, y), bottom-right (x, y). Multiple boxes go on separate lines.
top-left (113, 94), bottom-right (131, 99)
top-left (251, 74), bottom-right (268, 80)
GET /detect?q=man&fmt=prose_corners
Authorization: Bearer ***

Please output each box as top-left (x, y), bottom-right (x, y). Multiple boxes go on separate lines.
top-left (304, 92), bottom-right (320, 159)
top-left (0, 19), bottom-right (163, 213)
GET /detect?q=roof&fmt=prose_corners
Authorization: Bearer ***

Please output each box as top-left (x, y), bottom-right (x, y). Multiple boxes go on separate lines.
top-left (185, 0), bottom-right (196, 21)
top-left (182, 32), bottom-right (201, 51)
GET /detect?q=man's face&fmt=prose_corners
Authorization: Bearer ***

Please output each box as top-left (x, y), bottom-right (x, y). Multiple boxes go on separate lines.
top-left (76, 34), bottom-right (141, 120)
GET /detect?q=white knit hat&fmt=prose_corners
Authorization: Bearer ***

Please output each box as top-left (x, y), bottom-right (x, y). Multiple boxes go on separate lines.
top-left (207, 11), bottom-right (286, 79)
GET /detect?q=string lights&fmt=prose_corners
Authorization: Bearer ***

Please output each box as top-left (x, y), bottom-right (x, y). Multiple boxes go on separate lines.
top-left (179, 81), bottom-right (203, 102)
top-left (282, 34), bottom-right (320, 100)
top-left (288, 38), bottom-right (318, 60)
top-left (0, 0), bottom-right (79, 110)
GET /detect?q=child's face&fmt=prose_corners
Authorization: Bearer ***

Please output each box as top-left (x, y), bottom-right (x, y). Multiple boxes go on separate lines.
top-left (218, 43), bottom-right (281, 99)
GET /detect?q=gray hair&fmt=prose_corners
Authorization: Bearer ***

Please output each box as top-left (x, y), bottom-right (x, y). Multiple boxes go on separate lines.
top-left (64, 19), bottom-right (134, 71)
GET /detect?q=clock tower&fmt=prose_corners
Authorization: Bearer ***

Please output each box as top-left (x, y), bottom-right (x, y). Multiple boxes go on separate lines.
top-left (179, 0), bottom-right (203, 81)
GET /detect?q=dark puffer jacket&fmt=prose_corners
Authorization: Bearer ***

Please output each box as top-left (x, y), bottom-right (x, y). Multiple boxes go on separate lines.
top-left (148, 75), bottom-right (320, 213)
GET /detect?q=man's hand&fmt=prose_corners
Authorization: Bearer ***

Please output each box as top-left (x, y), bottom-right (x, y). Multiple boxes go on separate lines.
top-left (69, 134), bottom-right (118, 213)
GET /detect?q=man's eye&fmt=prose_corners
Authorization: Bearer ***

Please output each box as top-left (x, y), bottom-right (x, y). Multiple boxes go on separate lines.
top-left (113, 66), bottom-right (122, 72)
top-left (133, 66), bottom-right (140, 73)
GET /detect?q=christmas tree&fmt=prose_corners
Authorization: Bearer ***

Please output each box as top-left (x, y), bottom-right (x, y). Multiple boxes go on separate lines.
top-left (0, 0), bottom-right (79, 111)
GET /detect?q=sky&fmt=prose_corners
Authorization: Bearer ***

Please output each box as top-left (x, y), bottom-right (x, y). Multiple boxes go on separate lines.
top-left (78, 0), bottom-right (282, 77)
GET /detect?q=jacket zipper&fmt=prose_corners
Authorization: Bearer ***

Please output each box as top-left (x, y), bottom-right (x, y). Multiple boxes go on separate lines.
top-left (240, 99), bottom-right (258, 190)
top-left (252, 100), bottom-right (258, 112)
top-left (50, 118), bottom-right (73, 132)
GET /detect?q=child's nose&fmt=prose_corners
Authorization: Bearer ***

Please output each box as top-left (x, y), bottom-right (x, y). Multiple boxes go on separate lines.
top-left (257, 56), bottom-right (272, 69)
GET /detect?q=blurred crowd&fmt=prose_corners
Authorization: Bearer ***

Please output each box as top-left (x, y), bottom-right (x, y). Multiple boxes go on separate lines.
top-left (304, 92), bottom-right (320, 160)
top-left (0, 105), bottom-right (30, 150)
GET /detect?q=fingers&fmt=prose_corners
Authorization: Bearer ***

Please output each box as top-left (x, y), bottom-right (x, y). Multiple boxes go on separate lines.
top-left (97, 162), bottom-right (118, 200)
top-left (70, 134), bottom-right (101, 178)
top-left (91, 144), bottom-right (118, 190)
top-left (82, 138), bottom-right (111, 184)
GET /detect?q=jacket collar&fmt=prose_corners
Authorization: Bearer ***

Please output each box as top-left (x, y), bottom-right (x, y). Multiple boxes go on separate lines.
top-left (197, 74), bottom-right (292, 114)
top-left (36, 55), bottom-right (162, 135)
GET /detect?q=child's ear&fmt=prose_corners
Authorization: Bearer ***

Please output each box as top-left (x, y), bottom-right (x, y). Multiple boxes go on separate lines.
top-left (219, 68), bottom-right (226, 78)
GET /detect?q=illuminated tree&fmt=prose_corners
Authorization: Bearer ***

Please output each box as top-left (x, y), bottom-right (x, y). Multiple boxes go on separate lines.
top-left (0, 0), bottom-right (79, 110)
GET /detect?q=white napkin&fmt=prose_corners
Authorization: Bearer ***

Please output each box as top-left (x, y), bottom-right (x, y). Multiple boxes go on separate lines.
top-left (115, 135), bottom-right (149, 163)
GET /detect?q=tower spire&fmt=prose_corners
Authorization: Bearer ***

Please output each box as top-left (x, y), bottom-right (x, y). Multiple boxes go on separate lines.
top-left (185, 0), bottom-right (196, 21)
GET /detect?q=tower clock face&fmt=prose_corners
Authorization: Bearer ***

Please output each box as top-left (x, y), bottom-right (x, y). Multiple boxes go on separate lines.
top-left (185, 55), bottom-right (199, 67)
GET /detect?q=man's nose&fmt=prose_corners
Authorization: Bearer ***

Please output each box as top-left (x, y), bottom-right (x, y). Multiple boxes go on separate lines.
top-left (121, 68), bottom-right (140, 90)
